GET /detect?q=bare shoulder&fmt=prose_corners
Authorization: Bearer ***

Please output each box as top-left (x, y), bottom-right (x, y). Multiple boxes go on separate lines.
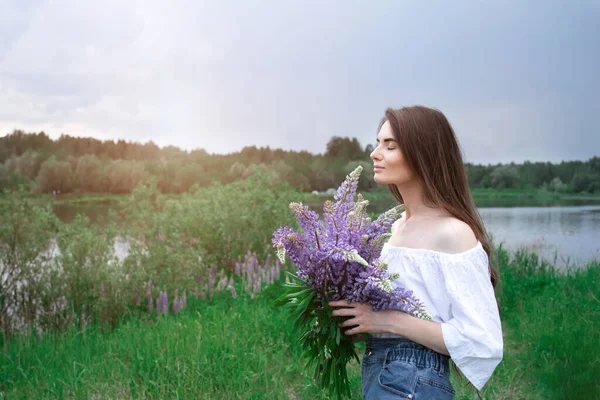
top-left (434, 217), bottom-right (478, 254)
top-left (391, 211), bottom-right (407, 234)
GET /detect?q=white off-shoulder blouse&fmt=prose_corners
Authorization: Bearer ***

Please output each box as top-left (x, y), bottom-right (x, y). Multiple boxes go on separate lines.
top-left (372, 241), bottom-right (503, 390)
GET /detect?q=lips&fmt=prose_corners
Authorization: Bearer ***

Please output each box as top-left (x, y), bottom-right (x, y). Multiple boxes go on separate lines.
top-left (374, 166), bottom-right (385, 170)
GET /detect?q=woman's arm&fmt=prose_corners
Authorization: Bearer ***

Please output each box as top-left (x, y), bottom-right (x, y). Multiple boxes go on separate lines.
top-left (329, 301), bottom-right (450, 356)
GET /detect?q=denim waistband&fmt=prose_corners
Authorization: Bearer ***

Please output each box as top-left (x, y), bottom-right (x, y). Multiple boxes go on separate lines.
top-left (364, 337), bottom-right (450, 375)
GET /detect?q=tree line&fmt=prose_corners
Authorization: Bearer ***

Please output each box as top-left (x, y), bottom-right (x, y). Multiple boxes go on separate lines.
top-left (0, 130), bottom-right (599, 195)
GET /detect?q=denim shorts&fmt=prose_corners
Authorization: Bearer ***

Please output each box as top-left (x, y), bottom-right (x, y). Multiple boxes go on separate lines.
top-left (362, 337), bottom-right (455, 399)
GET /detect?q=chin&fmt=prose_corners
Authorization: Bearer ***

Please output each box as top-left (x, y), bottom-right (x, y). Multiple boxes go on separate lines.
top-left (373, 176), bottom-right (388, 185)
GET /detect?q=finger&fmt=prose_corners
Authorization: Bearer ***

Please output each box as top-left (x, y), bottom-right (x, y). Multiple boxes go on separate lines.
top-left (344, 325), bottom-right (362, 336)
top-left (331, 308), bottom-right (356, 317)
top-left (339, 317), bottom-right (359, 328)
top-left (329, 300), bottom-right (359, 308)
top-left (328, 300), bottom-right (353, 307)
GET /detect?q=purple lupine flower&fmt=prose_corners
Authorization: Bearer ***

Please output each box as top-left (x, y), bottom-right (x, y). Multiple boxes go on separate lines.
top-left (134, 288), bottom-right (141, 307)
top-left (245, 276), bottom-right (252, 293)
top-left (275, 259), bottom-right (281, 280)
top-left (252, 254), bottom-right (259, 275)
top-left (261, 269), bottom-right (268, 285)
top-left (226, 278), bottom-right (237, 299)
top-left (253, 276), bottom-right (262, 293)
top-left (234, 262), bottom-right (241, 276)
top-left (245, 253), bottom-right (254, 277)
top-left (161, 291), bottom-right (169, 314)
top-left (208, 273), bottom-right (215, 299)
top-left (194, 286), bottom-right (199, 298)
top-left (146, 281), bottom-right (153, 310)
top-left (272, 165), bottom-right (430, 319)
top-left (217, 277), bottom-right (227, 291)
top-left (173, 295), bottom-right (180, 313)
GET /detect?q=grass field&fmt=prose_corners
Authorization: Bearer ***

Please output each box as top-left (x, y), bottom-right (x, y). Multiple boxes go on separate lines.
top-left (2, 246), bottom-right (599, 399)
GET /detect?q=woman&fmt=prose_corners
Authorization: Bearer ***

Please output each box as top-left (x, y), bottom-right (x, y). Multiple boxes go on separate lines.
top-left (329, 106), bottom-right (503, 399)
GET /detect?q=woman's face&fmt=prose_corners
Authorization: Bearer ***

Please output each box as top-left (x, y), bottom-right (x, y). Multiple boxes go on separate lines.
top-left (370, 120), bottom-right (416, 186)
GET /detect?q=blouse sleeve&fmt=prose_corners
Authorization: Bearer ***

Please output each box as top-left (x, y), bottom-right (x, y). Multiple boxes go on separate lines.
top-left (438, 249), bottom-right (503, 390)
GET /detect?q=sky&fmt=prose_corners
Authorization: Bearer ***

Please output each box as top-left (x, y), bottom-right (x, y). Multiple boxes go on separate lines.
top-left (0, 0), bottom-right (598, 165)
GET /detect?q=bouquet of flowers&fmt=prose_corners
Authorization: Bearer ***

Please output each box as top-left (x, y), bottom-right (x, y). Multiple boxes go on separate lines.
top-left (271, 166), bottom-right (431, 399)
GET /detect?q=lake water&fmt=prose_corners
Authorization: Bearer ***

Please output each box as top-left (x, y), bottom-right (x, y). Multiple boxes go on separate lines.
top-left (51, 203), bottom-right (600, 269)
top-left (478, 205), bottom-right (600, 268)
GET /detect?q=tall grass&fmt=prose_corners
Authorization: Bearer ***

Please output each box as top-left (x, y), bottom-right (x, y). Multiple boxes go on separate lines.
top-left (486, 247), bottom-right (600, 399)
top-left (1, 247), bottom-right (599, 399)
top-left (0, 286), bottom-right (363, 399)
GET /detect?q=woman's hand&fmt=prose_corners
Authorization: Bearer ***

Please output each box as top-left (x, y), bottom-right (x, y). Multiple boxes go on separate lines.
top-left (329, 300), bottom-right (450, 356)
top-left (329, 300), bottom-right (397, 336)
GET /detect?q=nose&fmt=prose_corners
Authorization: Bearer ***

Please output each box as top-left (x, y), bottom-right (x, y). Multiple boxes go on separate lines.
top-left (370, 146), bottom-right (380, 161)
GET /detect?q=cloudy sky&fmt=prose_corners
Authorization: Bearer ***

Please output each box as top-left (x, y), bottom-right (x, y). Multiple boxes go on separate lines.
top-left (0, 0), bottom-right (598, 164)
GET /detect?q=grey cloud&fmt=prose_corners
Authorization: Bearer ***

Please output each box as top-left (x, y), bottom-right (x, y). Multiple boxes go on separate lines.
top-left (0, 0), bottom-right (598, 162)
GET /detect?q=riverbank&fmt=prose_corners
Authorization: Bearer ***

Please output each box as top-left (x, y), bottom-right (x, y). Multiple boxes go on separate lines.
top-left (301, 189), bottom-right (600, 217)
top-left (32, 187), bottom-right (600, 208)
top-left (2, 247), bottom-right (599, 399)
top-left (6, 187), bottom-right (597, 226)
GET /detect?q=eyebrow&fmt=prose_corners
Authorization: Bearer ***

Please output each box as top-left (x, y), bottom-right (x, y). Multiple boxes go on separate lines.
top-left (375, 137), bottom-right (396, 144)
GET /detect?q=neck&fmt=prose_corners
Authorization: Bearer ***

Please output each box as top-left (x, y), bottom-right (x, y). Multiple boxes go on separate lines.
top-left (397, 180), bottom-right (445, 220)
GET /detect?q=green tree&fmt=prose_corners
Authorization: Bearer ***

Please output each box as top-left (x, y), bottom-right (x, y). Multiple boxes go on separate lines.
top-left (37, 156), bottom-right (74, 193)
top-left (271, 160), bottom-right (310, 191)
top-left (173, 163), bottom-right (207, 193)
top-left (12, 149), bottom-right (42, 181)
top-left (307, 156), bottom-right (336, 191)
top-left (0, 164), bottom-right (26, 192)
top-left (571, 174), bottom-right (598, 193)
top-left (465, 163), bottom-right (494, 188)
top-left (228, 161), bottom-right (246, 183)
top-left (548, 177), bottom-right (568, 193)
top-left (241, 163), bottom-right (279, 185)
top-left (491, 165), bottom-right (520, 189)
top-left (76, 154), bottom-right (103, 192)
top-left (325, 137), bottom-right (365, 162)
top-left (105, 160), bottom-right (149, 193)
top-left (588, 156), bottom-right (600, 174)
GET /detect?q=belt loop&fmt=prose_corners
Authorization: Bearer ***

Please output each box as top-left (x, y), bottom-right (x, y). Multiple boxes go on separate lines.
top-left (439, 355), bottom-right (448, 376)
top-left (382, 346), bottom-right (392, 368)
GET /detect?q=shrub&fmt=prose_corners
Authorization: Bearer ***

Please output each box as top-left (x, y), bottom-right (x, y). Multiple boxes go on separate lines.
top-left (0, 191), bottom-right (59, 335)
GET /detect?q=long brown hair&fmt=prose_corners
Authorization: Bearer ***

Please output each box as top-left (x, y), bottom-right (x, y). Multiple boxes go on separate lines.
top-left (381, 105), bottom-right (499, 290)
top-left (382, 106), bottom-right (498, 396)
